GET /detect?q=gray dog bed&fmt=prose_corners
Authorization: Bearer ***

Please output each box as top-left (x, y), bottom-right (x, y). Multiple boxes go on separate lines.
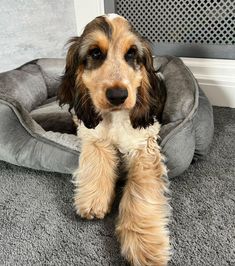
top-left (0, 56), bottom-right (214, 178)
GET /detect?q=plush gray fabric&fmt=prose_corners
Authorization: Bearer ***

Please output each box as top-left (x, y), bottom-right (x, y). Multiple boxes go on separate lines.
top-left (0, 59), bottom-right (79, 174)
top-left (0, 106), bottom-right (234, 266)
top-left (36, 58), bottom-right (65, 98)
top-left (31, 101), bottom-right (76, 134)
top-left (0, 98), bottom-right (78, 174)
top-left (0, 57), bottom-right (214, 178)
top-left (0, 63), bottom-right (47, 112)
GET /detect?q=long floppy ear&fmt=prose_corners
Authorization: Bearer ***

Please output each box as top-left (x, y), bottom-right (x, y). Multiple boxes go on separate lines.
top-left (57, 37), bottom-right (102, 129)
top-left (73, 76), bottom-right (103, 129)
top-left (130, 40), bottom-right (166, 129)
top-left (57, 37), bottom-right (81, 109)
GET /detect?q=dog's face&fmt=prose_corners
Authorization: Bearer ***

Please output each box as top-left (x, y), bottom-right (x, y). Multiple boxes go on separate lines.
top-left (58, 14), bottom-right (166, 129)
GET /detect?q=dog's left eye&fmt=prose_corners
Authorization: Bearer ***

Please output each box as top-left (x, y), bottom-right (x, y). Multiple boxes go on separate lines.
top-left (90, 48), bottom-right (103, 60)
top-left (125, 47), bottom-right (137, 61)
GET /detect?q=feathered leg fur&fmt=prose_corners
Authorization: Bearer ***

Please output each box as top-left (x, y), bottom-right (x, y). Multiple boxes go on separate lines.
top-left (73, 139), bottom-right (118, 219)
top-left (116, 137), bottom-right (171, 266)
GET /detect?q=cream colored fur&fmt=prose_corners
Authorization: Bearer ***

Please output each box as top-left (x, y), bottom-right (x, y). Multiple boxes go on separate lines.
top-left (78, 110), bottom-right (161, 154)
top-left (73, 111), bottom-right (171, 265)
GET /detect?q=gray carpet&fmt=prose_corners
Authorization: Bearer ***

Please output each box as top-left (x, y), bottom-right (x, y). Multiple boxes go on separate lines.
top-left (0, 106), bottom-right (234, 266)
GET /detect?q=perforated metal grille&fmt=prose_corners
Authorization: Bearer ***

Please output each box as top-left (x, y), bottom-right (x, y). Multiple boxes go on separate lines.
top-left (116, 0), bottom-right (235, 45)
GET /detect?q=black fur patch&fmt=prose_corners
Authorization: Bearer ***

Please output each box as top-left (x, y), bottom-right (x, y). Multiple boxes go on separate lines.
top-left (83, 16), bottom-right (112, 40)
top-left (74, 88), bottom-right (102, 129)
top-left (81, 16), bottom-right (112, 70)
top-left (85, 48), bottom-right (107, 70)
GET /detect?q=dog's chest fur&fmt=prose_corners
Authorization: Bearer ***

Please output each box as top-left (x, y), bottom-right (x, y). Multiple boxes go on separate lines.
top-left (78, 110), bottom-right (161, 155)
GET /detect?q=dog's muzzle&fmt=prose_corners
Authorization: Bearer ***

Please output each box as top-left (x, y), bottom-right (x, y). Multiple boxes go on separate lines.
top-left (106, 87), bottom-right (128, 106)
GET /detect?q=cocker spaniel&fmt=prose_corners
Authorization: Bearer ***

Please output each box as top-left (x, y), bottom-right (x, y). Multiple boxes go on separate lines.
top-left (58, 14), bottom-right (171, 266)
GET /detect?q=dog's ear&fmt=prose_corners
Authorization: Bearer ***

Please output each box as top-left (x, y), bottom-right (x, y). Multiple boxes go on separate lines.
top-left (57, 37), bottom-right (102, 129)
top-left (130, 40), bottom-right (166, 129)
top-left (73, 79), bottom-right (103, 129)
top-left (57, 37), bottom-right (81, 110)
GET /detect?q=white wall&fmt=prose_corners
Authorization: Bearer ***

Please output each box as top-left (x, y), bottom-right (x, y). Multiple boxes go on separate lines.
top-left (74, 0), bottom-right (104, 35)
top-left (0, 0), bottom-right (77, 72)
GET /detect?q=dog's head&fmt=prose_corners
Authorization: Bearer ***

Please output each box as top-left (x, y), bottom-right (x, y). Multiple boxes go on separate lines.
top-left (58, 14), bottom-right (166, 129)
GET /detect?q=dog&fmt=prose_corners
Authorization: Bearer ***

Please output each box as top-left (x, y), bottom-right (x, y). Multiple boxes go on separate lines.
top-left (58, 14), bottom-right (171, 266)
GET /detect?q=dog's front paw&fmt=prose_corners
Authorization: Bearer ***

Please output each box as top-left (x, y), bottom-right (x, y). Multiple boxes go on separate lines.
top-left (74, 191), bottom-right (114, 220)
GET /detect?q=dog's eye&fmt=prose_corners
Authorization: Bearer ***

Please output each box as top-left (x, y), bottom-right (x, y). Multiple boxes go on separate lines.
top-left (125, 47), bottom-right (137, 61)
top-left (90, 48), bottom-right (103, 60)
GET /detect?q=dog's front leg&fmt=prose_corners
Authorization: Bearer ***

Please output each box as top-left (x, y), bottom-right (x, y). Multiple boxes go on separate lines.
top-left (73, 139), bottom-right (118, 219)
top-left (116, 137), bottom-right (171, 266)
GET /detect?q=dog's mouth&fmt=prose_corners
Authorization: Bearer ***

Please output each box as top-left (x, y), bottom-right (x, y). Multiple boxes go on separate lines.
top-left (98, 101), bottom-right (137, 114)
top-left (110, 107), bottom-right (122, 111)
top-left (103, 104), bottom-right (127, 112)
top-left (99, 97), bottom-right (137, 113)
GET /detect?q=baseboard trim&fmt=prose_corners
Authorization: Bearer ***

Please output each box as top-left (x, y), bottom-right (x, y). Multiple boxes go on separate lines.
top-left (181, 57), bottom-right (235, 108)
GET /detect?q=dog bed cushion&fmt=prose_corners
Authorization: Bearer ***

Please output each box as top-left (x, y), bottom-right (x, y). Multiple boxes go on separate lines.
top-left (0, 57), bottom-right (214, 178)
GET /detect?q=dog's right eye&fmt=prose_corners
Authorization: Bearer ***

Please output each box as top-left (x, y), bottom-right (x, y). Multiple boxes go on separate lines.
top-left (90, 48), bottom-right (103, 60)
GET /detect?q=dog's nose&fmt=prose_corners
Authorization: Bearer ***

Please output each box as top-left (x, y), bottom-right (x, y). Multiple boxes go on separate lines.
top-left (106, 87), bottom-right (128, 106)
